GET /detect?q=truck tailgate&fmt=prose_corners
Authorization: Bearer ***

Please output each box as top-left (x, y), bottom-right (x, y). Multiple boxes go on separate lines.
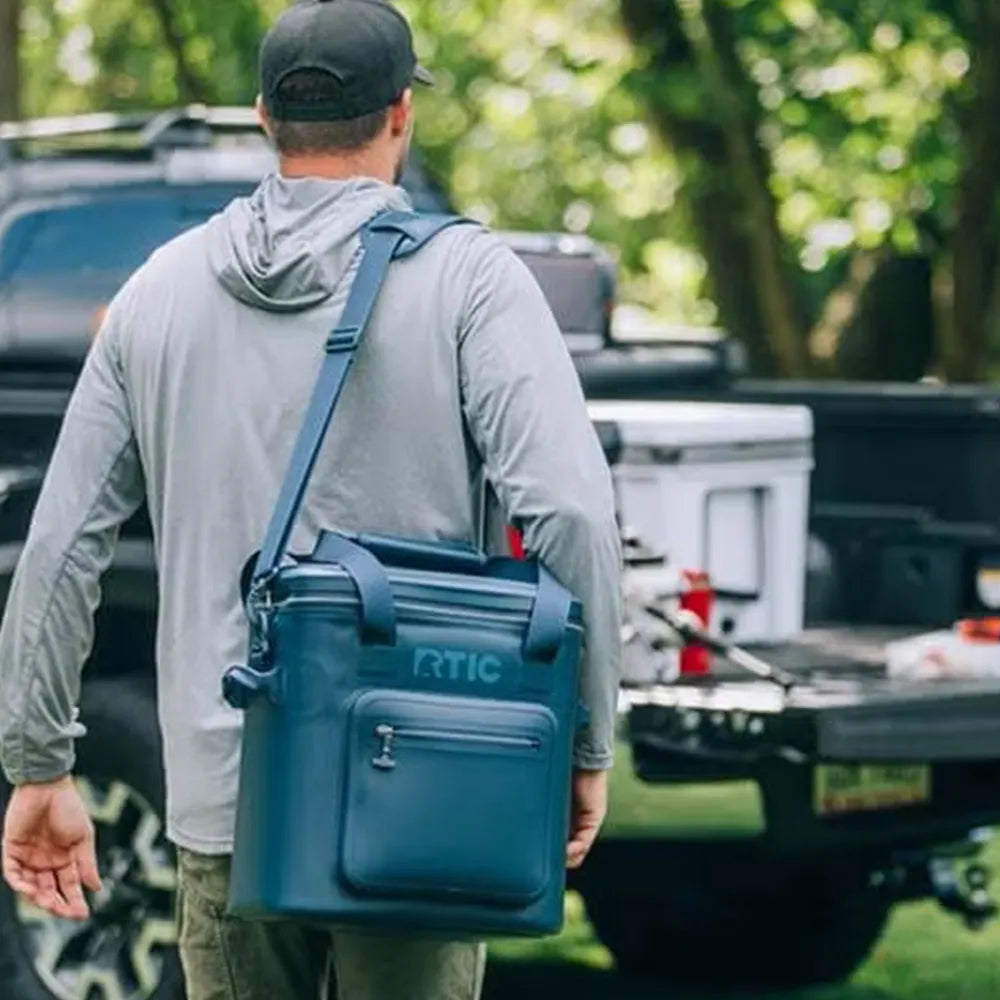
top-left (628, 672), bottom-right (1000, 763)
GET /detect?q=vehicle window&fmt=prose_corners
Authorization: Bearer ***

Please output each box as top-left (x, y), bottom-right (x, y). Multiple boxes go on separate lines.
top-left (0, 166), bottom-right (450, 360)
top-left (1, 199), bottom-right (180, 287)
top-left (0, 186), bottom-right (251, 356)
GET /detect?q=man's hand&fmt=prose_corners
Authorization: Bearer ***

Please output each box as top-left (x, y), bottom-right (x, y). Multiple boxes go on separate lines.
top-left (566, 767), bottom-right (608, 870)
top-left (2, 776), bottom-right (101, 920)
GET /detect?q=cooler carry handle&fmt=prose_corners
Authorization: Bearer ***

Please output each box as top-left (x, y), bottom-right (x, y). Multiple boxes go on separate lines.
top-left (314, 530), bottom-right (488, 575)
top-left (311, 530), bottom-right (574, 662)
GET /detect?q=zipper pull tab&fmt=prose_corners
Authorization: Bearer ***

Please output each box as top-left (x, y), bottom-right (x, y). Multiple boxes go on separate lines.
top-left (372, 724), bottom-right (396, 770)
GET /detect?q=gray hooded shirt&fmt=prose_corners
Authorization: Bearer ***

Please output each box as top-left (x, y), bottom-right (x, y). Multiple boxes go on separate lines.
top-left (0, 175), bottom-right (622, 853)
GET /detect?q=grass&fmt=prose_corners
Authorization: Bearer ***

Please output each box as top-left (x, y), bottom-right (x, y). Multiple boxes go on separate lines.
top-left (486, 849), bottom-right (1000, 998)
top-left (483, 749), bottom-right (1000, 1000)
top-left (839, 855), bottom-right (1000, 1000)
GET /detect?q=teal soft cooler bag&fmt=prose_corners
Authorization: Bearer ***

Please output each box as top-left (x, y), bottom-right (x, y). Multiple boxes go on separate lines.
top-left (222, 212), bottom-right (583, 938)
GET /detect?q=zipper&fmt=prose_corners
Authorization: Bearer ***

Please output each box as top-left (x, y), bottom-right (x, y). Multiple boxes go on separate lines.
top-left (284, 563), bottom-right (531, 601)
top-left (371, 723), bottom-right (540, 770)
top-left (275, 595), bottom-right (524, 630)
top-left (396, 598), bottom-right (524, 626)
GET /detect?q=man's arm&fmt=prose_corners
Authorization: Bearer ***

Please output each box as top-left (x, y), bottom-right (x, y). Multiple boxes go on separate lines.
top-left (0, 299), bottom-right (144, 787)
top-left (1, 293), bottom-right (143, 918)
top-left (457, 233), bottom-right (623, 774)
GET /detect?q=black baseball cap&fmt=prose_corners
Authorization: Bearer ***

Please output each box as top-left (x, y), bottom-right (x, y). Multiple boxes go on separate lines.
top-left (260, 0), bottom-right (433, 123)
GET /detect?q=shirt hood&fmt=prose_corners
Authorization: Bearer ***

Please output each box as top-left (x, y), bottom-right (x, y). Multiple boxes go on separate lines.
top-left (206, 174), bottom-right (412, 313)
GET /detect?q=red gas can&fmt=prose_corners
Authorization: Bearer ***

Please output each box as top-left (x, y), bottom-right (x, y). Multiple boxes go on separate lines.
top-left (679, 570), bottom-right (714, 677)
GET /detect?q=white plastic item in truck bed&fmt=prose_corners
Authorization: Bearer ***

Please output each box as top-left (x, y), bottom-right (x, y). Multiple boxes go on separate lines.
top-left (885, 630), bottom-right (1000, 680)
top-left (589, 400), bottom-right (813, 645)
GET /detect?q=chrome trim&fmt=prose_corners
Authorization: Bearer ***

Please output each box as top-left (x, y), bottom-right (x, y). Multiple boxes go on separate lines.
top-left (0, 106), bottom-right (259, 144)
top-left (0, 112), bottom-right (155, 141)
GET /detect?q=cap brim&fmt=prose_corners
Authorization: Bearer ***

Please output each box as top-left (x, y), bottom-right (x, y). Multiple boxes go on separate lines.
top-left (414, 64), bottom-right (435, 87)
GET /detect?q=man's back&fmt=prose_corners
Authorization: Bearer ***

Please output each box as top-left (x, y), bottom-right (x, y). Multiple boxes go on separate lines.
top-left (3, 173), bottom-right (621, 850)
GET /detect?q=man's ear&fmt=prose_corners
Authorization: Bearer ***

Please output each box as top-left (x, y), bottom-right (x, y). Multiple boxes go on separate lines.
top-left (388, 89), bottom-right (413, 137)
top-left (254, 95), bottom-right (273, 139)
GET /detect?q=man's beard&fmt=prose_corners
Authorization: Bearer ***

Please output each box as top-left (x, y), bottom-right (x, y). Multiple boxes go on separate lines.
top-left (393, 126), bottom-right (414, 184)
top-left (393, 152), bottom-right (407, 185)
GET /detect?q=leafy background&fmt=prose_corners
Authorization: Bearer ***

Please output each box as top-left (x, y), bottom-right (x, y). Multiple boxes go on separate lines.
top-left (3, 0), bottom-right (1000, 380)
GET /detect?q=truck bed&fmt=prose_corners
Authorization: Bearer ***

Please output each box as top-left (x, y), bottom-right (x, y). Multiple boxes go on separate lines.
top-left (629, 623), bottom-right (1000, 764)
top-left (742, 625), bottom-right (908, 677)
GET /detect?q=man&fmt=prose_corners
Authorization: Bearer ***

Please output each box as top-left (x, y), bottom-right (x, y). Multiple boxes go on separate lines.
top-left (0, 1), bottom-right (622, 998)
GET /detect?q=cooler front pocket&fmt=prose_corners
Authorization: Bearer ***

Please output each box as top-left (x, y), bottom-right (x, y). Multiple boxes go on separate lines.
top-left (340, 690), bottom-right (560, 907)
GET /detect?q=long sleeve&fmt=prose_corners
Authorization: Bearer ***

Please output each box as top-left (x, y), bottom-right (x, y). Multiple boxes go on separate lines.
top-left (0, 301), bottom-right (144, 785)
top-left (458, 235), bottom-right (623, 769)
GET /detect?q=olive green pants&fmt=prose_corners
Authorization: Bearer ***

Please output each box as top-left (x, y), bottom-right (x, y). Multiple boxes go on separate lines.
top-left (177, 849), bottom-right (487, 1000)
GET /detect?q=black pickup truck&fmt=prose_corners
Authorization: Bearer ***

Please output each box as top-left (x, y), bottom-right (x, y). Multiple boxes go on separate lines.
top-left (578, 354), bottom-right (1000, 989)
top-left (4, 107), bottom-right (1000, 1000)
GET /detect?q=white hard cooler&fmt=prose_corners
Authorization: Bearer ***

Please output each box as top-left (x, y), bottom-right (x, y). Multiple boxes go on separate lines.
top-left (590, 400), bottom-right (814, 645)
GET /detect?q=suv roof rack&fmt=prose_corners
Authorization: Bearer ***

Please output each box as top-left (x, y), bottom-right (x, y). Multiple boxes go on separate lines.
top-left (0, 106), bottom-right (262, 159)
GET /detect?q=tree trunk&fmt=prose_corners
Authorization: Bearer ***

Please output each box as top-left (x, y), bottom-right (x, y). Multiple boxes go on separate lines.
top-left (686, 157), bottom-right (782, 375)
top-left (619, 0), bottom-right (809, 376)
top-left (149, 0), bottom-right (211, 103)
top-left (945, 0), bottom-right (1000, 380)
top-left (0, 0), bottom-right (20, 122)
top-left (834, 253), bottom-right (936, 381)
top-left (693, 0), bottom-right (809, 376)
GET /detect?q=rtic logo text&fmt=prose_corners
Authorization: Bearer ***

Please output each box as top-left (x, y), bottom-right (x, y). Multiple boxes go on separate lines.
top-left (413, 647), bottom-right (503, 685)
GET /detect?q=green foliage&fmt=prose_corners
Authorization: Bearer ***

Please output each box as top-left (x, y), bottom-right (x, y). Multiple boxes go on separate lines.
top-left (732, 0), bottom-right (968, 270)
top-left (19, 0), bottom-right (266, 113)
top-left (398, 0), bottom-right (712, 324)
top-left (11, 0), bottom-right (989, 343)
top-left (15, 0), bottom-right (715, 325)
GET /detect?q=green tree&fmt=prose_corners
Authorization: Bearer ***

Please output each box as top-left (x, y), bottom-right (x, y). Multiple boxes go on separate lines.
top-left (0, 0), bottom-right (20, 121)
top-left (944, 0), bottom-right (1000, 380)
top-left (404, 0), bottom-right (1000, 380)
top-left (12, 0), bottom-right (1000, 381)
top-left (399, 0), bottom-right (713, 329)
top-left (16, 0), bottom-right (268, 114)
top-left (620, 0), bottom-right (1000, 380)
top-left (620, 0), bottom-right (809, 373)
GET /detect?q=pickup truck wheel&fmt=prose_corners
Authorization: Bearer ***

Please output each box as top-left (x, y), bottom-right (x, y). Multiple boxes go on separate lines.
top-left (581, 857), bottom-right (891, 989)
top-left (0, 678), bottom-right (183, 1000)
